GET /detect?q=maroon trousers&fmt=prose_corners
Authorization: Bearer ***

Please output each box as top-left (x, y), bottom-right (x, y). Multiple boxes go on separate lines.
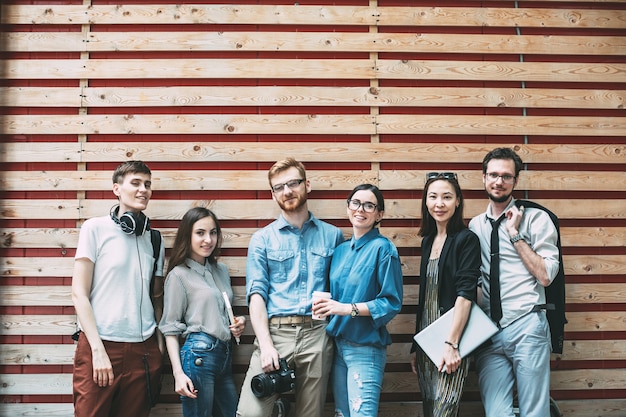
top-left (73, 332), bottom-right (162, 417)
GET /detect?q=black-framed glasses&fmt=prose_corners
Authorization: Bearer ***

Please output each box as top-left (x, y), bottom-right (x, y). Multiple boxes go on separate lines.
top-left (347, 199), bottom-right (378, 213)
top-left (426, 172), bottom-right (458, 182)
top-left (271, 179), bottom-right (304, 193)
top-left (485, 172), bottom-right (516, 184)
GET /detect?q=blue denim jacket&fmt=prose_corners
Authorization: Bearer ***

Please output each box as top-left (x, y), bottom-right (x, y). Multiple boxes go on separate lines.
top-left (246, 212), bottom-right (345, 318)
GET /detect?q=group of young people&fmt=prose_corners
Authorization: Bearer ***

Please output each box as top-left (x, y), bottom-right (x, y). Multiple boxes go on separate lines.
top-left (71, 147), bottom-right (559, 417)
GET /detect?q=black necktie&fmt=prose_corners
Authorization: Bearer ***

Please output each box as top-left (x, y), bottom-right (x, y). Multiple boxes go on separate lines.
top-left (490, 214), bottom-right (506, 325)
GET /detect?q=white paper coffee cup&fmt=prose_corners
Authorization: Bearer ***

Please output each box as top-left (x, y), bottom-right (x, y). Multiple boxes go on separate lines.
top-left (312, 291), bottom-right (331, 320)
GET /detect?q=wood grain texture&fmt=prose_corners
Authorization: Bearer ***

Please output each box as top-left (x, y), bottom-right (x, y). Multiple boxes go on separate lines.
top-left (3, 32), bottom-right (624, 55)
top-left (2, 226), bottom-right (624, 248)
top-left (1, 1), bottom-right (624, 413)
top-left (3, 142), bottom-right (624, 164)
top-left (1, 400), bottom-right (625, 417)
top-left (3, 169), bottom-right (626, 191)
top-left (3, 86), bottom-right (624, 109)
top-left (3, 59), bottom-right (625, 82)
top-left (2, 5), bottom-right (625, 28)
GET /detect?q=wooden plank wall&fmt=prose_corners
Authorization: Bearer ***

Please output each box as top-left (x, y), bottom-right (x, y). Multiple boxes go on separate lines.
top-left (1, 0), bottom-right (625, 415)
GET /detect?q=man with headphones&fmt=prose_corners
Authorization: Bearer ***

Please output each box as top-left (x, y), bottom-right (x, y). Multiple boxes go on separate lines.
top-left (71, 160), bottom-right (165, 417)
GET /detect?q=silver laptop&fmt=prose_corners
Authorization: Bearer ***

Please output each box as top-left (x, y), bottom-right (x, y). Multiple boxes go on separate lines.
top-left (414, 302), bottom-right (499, 370)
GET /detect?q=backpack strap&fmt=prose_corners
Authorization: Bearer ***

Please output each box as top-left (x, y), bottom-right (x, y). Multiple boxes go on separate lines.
top-left (149, 229), bottom-right (162, 304)
top-left (515, 199), bottom-right (567, 354)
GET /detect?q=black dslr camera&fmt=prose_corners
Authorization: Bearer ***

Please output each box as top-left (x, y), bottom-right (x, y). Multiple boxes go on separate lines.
top-left (251, 358), bottom-right (296, 398)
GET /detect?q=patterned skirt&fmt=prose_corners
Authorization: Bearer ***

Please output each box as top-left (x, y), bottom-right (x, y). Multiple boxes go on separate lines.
top-left (416, 257), bottom-right (470, 417)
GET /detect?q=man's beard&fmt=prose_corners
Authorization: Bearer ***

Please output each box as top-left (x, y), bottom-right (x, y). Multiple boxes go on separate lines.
top-left (276, 194), bottom-right (307, 213)
top-left (487, 190), bottom-right (511, 203)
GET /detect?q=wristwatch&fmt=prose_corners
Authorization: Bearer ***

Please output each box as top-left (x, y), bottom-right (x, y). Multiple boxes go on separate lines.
top-left (350, 303), bottom-right (360, 318)
top-left (510, 234), bottom-right (525, 244)
top-left (445, 340), bottom-right (459, 349)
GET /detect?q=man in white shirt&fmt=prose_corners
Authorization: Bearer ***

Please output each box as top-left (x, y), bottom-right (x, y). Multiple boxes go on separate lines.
top-left (469, 148), bottom-right (559, 417)
top-left (71, 160), bottom-right (164, 417)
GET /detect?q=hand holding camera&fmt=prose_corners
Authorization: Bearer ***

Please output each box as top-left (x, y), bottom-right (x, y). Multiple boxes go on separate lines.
top-left (251, 358), bottom-right (296, 398)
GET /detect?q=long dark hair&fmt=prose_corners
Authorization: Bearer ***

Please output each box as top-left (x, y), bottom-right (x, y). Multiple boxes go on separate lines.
top-left (418, 177), bottom-right (466, 237)
top-left (166, 207), bottom-right (223, 276)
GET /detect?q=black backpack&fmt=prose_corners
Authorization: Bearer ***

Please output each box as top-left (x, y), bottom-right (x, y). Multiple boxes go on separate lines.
top-left (515, 200), bottom-right (567, 354)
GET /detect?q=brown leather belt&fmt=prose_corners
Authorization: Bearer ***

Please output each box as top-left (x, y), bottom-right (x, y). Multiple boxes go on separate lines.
top-left (269, 315), bottom-right (315, 326)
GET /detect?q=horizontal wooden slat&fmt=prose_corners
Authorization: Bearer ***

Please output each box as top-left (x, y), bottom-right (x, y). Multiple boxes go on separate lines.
top-left (1, 368), bottom-right (624, 396)
top-left (2, 114), bottom-right (625, 136)
top-left (0, 344), bottom-right (77, 365)
top-left (3, 169), bottom-right (625, 192)
top-left (2, 339), bottom-right (624, 367)
top-left (557, 340), bottom-right (626, 361)
top-left (1, 400), bottom-right (625, 417)
top-left (4, 86), bottom-right (625, 110)
top-left (379, 170), bottom-right (626, 192)
top-left (386, 226), bottom-right (626, 249)
top-left (0, 311), bottom-right (623, 335)
top-left (377, 60), bottom-right (626, 83)
top-left (2, 226), bottom-right (624, 249)
top-left (0, 315), bottom-right (78, 336)
top-left (377, 114), bottom-right (626, 136)
top-left (1, 87), bottom-right (83, 107)
top-left (3, 142), bottom-right (624, 164)
top-left (0, 343), bottom-right (409, 367)
top-left (0, 59), bottom-right (375, 80)
top-left (0, 114), bottom-right (378, 135)
top-left (3, 59), bottom-right (625, 83)
top-left (0, 227), bottom-right (262, 250)
top-left (100, 199), bottom-right (626, 222)
top-left (0, 170), bottom-right (377, 192)
top-left (2, 199), bottom-right (624, 222)
top-left (378, 6), bottom-right (626, 28)
top-left (0, 256), bottom-right (245, 278)
top-left (4, 32), bottom-right (624, 55)
top-left (2, 282), bottom-right (622, 308)
top-left (4, 253), bottom-right (624, 278)
top-left (2, 5), bottom-right (624, 28)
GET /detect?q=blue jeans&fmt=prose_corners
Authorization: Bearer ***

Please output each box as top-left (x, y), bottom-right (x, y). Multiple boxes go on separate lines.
top-left (332, 339), bottom-right (386, 417)
top-left (475, 311), bottom-right (551, 417)
top-left (180, 332), bottom-right (238, 417)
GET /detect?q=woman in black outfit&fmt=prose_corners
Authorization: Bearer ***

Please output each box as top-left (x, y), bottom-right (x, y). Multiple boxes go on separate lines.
top-left (410, 172), bottom-right (481, 417)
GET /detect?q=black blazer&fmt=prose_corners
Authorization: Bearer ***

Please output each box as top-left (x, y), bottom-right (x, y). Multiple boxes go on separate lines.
top-left (412, 228), bottom-right (481, 348)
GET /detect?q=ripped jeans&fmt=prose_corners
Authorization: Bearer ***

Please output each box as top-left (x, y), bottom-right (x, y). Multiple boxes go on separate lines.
top-left (331, 339), bottom-right (386, 417)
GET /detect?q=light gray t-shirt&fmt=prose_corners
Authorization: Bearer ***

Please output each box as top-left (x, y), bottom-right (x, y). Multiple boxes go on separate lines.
top-left (75, 215), bottom-right (164, 342)
top-left (159, 258), bottom-right (234, 342)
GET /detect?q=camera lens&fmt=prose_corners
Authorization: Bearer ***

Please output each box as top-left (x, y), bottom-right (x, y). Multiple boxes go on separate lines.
top-left (250, 358), bottom-right (295, 398)
top-left (251, 374), bottom-right (273, 398)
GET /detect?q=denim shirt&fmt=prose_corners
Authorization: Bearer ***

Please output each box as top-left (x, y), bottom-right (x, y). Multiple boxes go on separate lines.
top-left (326, 228), bottom-right (404, 347)
top-left (246, 212), bottom-right (345, 318)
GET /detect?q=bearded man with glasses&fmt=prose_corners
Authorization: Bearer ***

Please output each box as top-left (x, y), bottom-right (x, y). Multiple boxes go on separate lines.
top-left (237, 157), bottom-right (345, 417)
